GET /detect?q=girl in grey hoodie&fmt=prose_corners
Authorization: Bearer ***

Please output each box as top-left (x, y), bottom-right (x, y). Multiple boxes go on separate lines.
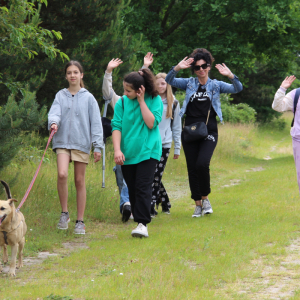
top-left (48, 61), bottom-right (103, 235)
top-left (151, 72), bottom-right (181, 216)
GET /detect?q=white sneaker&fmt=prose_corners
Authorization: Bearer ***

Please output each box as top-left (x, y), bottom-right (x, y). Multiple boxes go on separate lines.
top-left (131, 223), bottom-right (149, 238)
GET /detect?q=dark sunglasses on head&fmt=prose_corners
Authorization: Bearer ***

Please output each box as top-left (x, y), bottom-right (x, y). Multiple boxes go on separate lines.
top-left (194, 63), bottom-right (210, 71)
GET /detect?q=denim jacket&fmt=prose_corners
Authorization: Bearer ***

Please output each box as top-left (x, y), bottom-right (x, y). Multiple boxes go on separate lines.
top-left (165, 67), bottom-right (243, 123)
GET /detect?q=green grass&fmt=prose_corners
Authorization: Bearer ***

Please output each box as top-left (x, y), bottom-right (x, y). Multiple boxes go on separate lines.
top-left (1, 113), bottom-right (300, 299)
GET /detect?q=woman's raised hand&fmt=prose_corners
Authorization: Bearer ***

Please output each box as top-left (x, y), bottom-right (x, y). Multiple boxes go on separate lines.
top-left (137, 85), bottom-right (146, 103)
top-left (144, 52), bottom-right (154, 68)
top-left (174, 57), bottom-right (194, 71)
top-left (215, 63), bottom-right (234, 79)
top-left (106, 58), bottom-right (123, 73)
top-left (280, 76), bottom-right (296, 89)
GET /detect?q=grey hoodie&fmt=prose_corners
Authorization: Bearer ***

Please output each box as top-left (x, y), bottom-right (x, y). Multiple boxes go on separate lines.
top-left (48, 88), bottom-right (104, 154)
top-left (160, 98), bottom-right (181, 155)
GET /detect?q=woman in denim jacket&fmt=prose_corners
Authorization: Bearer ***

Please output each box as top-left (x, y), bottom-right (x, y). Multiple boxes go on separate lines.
top-left (165, 48), bottom-right (243, 218)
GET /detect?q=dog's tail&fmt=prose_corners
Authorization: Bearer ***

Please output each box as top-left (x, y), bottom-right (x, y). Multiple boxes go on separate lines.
top-left (0, 180), bottom-right (12, 199)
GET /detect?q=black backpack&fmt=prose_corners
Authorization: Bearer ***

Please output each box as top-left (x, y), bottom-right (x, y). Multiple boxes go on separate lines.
top-left (170, 100), bottom-right (179, 129)
top-left (291, 88), bottom-right (300, 127)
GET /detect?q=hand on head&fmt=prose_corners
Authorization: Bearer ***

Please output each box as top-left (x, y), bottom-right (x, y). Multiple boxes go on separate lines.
top-left (144, 52), bottom-right (154, 68)
top-left (215, 63), bottom-right (234, 79)
top-left (106, 58), bottom-right (123, 73)
top-left (137, 85), bottom-right (146, 103)
top-left (281, 75), bottom-right (296, 89)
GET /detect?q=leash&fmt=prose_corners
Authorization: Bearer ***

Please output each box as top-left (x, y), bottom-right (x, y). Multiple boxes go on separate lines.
top-left (16, 130), bottom-right (55, 212)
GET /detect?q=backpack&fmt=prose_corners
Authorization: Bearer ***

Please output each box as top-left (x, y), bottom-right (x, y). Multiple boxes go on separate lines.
top-left (291, 88), bottom-right (300, 127)
top-left (170, 100), bottom-right (179, 129)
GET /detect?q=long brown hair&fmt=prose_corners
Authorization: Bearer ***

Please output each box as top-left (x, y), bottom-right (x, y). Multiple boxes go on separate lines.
top-left (124, 68), bottom-right (158, 97)
top-left (64, 60), bottom-right (85, 88)
top-left (155, 73), bottom-right (174, 119)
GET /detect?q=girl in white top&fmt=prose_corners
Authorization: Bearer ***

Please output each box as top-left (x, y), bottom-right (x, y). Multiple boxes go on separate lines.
top-left (272, 75), bottom-right (300, 194)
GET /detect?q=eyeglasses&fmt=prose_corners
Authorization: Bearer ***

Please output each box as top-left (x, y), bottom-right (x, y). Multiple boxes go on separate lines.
top-left (194, 63), bottom-right (210, 71)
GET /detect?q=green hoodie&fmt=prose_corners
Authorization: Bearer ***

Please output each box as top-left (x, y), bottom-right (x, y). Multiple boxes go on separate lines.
top-left (111, 93), bottom-right (163, 165)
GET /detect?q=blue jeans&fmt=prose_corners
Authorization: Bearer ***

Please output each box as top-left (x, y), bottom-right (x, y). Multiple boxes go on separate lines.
top-left (113, 165), bottom-right (130, 213)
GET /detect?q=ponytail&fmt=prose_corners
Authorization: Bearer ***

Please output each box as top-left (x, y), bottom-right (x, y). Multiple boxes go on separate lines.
top-left (64, 60), bottom-right (85, 88)
top-left (124, 68), bottom-right (158, 97)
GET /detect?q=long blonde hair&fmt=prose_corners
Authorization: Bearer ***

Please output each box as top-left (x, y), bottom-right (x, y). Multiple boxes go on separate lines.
top-left (155, 73), bottom-right (174, 119)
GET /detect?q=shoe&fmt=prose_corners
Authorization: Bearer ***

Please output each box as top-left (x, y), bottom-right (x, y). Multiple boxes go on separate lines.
top-left (74, 220), bottom-right (85, 234)
top-left (131, 223), bottom-right (149, 238)
top-left (150, 204), bottom-right (158, 218)
top-left (192, 206), bottom-right (202, 218)
top-left (122, 202), bottom-right (131, 223)
top-left (202, 199), bottom-right (213, 214)
top-left (162, 202), bottom-right (171, 214)
top-left (161, 208), bottom-right (171, 215)
top-left (57, 212), bottom-right (70, 229)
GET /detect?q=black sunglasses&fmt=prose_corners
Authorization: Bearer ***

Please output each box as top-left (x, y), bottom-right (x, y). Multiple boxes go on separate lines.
top-left (194, 63), bottom-right (210, 71)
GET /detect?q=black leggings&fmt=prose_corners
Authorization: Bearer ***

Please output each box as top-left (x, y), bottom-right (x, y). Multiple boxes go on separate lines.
top-left (121, 158), bottom-right (158, 225)
top-left (181, 132), bottom-right (218, 200)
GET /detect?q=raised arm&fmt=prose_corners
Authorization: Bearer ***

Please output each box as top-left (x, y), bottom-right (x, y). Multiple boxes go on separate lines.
top-left (272, 76), bottom-right (296, 112)
top-left (165, 57), bottom-right (194, 90)
top-left (102, 58), bottom-right (123, 110)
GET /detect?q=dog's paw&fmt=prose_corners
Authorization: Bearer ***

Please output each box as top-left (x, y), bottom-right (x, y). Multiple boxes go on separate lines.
top-left (8, 270), bottom-right (16, 277)
top-left (16, 262), bottom-right (23, 269)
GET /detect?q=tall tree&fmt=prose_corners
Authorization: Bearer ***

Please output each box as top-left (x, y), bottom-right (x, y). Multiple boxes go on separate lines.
top-left (0, 0), bottom-right (68, 169)
top-left (121, 0), bottom-right (300, 121)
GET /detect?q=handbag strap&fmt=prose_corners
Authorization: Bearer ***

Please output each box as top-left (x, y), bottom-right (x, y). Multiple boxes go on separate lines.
top-left (205, 83), bottom-right (213, 125)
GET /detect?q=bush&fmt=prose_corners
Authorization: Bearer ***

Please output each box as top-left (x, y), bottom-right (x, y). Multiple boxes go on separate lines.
top-left (220, 94), bottom-right (256, 124)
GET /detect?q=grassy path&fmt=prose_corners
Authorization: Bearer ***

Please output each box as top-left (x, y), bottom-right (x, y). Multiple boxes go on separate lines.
top-left (2, 114), bottom-right (300, 299)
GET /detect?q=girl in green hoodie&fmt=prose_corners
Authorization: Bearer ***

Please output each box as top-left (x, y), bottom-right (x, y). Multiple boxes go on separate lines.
top-left (111, 68), bottom-right (163, 238)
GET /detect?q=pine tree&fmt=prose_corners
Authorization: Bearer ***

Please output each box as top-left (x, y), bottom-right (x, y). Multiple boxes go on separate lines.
top-left (0, 90), bottom-right (47, 169)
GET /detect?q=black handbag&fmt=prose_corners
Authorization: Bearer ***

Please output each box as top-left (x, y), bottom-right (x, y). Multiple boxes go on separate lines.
top-left (183, 90), bottom-right (212, 143)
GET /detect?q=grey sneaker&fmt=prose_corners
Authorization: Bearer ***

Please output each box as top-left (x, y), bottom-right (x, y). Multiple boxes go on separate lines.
top-left (202, 199), bottom-right (213, 214)
top-left (74, 221), bottom-right (85, 234)
top-left (57, 212), bottom-right (70, 229)
top-left (192, 206), bottom-right (202, 218)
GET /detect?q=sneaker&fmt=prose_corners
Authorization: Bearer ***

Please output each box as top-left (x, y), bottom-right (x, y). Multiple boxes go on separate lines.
top-left (150, 204), bottom-right (158, 218)
top-left (192, 206), bottom-right (202, 218)
top-left (131, 223), bottom-right (149, 238)
top-left (162, 202), bottom-right (171, 214)
top-left (202, 199), bottom-right (213, 214)
top-left (122, 202), bottom-right (131, 223)
top-left (57, 212), bottom-right (70, 229)
top-left (74, 220), bottom-right (85, 234)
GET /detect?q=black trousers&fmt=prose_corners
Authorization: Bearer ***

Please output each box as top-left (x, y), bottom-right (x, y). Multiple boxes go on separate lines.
top-left (152, 148), bottom-right (171, 209)
top-left (181, 132), bottom-right (218, 200)
top-left (122, 158), bottom-right (158, 225)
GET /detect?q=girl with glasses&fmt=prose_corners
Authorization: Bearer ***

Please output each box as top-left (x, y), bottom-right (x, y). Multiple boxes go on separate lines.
top-left (165, 48), bottom-right (243, 218)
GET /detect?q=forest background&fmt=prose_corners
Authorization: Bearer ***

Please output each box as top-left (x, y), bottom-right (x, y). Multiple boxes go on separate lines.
top-left (1, 0), bottom-right (300, 169)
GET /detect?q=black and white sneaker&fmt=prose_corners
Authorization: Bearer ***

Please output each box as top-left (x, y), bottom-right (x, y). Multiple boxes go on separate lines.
top-left (122, 202), bottom-right (131, 223)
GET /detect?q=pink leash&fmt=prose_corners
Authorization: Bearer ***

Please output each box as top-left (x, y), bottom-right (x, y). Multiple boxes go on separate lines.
top-left (16, 130), bottom-right (55, 212)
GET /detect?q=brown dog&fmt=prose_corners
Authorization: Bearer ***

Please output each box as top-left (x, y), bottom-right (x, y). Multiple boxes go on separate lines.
top-left (0, 180), bottom-right (27, 276)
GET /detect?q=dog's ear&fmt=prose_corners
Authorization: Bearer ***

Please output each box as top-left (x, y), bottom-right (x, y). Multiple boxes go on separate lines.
top-left (9, 199), bottom-right (18, 206)
top-left (1, 180), bottom-right (12, 199)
